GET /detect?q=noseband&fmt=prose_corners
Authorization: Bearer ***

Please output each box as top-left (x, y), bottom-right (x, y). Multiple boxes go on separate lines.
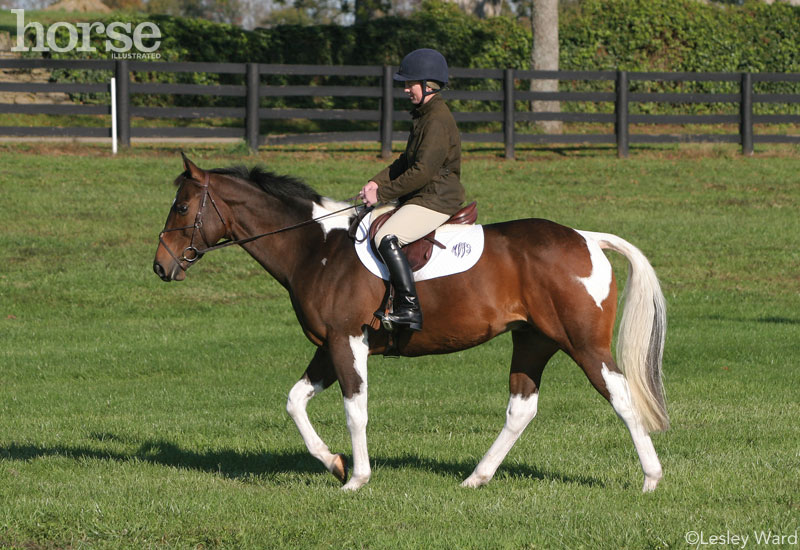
top-left (158, 171), bottom-right (228, 271)
top-left (159, 171), bottom-right (360, 273)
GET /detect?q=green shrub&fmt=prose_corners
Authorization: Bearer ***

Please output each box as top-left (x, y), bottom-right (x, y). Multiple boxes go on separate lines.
top-left (26, 0), bottom-right (800, 116)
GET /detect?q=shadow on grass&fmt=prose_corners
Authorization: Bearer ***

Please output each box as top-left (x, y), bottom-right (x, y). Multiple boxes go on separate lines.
top-left (0, 439), bottom-right (320, 480)
top-left (372, 453), bottom-right (605, 488)
top-left (704, 314), bottom-right (800, 325)
top-left (0, 438), bottom-right (603, 488)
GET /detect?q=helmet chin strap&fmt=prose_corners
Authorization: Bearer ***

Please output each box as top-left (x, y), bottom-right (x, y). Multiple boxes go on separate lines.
top-left (420, 79), bottom-right (442, 100)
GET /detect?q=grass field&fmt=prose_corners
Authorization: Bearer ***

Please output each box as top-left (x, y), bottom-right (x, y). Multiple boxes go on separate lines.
top-left (1, 142), bottom-right (799, 549)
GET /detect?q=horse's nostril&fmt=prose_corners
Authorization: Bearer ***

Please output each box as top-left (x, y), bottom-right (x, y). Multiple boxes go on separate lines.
top-left (153, 261), bottom-right (167, 280)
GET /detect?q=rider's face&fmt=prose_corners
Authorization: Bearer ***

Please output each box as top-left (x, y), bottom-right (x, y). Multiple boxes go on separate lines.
top-left (404, 81), bottom-right (426, 105)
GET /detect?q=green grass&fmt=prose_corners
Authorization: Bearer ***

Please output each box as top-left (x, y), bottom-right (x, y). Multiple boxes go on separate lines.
top-left (1, 143), bottom-right (799, 549)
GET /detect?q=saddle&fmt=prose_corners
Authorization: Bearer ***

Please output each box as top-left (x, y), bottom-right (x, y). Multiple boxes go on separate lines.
top-left (367, 202), bottom-right (477, 272)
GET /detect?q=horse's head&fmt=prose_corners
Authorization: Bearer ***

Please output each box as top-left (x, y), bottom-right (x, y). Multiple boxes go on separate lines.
top-left (153, 154), bottom-right (230, 282)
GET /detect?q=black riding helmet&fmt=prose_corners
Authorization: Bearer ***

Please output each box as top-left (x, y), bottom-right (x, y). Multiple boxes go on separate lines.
top-left (394, 48), bottom-right (449, 99)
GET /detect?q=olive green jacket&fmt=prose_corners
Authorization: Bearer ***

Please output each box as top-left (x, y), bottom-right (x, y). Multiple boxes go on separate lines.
top-left (371, 94), bottom-right (464, 215)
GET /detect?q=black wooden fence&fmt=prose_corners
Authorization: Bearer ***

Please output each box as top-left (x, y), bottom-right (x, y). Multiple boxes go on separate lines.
top-left (2, 58), bottom-right (800, 158)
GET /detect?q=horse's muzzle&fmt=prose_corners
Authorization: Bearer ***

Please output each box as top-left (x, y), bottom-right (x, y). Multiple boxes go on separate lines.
top-left (153, 259), bottom-right (185, 282)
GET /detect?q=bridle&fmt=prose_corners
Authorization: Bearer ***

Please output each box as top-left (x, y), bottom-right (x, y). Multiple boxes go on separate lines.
top-left (158, 171), bottom-right (223, 268)
top-left (158, 171), bottom-right (360, 272)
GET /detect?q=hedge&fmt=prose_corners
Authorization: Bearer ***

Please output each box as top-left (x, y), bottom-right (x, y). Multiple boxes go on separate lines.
top-left (26, 0), bottom-right (800, 115)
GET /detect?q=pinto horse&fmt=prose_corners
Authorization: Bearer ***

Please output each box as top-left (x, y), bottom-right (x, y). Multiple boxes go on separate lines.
top-left (153, 155), bottom-right (669, 492)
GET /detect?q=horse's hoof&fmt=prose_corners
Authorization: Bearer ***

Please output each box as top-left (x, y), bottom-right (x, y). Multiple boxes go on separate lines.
top-left (642, 475), bottom-right (660, 493)
top-left (341, 475), bottom-right (370, 491)
top-left (461, 473), bottom-right (490, 488)
top-left (330, 453), bottom-right (348, 484)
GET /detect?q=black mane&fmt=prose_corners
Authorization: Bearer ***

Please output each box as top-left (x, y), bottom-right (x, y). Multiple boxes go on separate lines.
top-left (210, 166), bottom-right (322, 205)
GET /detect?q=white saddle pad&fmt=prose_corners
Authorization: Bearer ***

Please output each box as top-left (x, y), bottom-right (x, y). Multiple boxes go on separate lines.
top-left (354, 210), bottom-right (485, 282)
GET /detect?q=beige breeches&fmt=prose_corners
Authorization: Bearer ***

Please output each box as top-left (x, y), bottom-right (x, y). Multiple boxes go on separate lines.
top-left (372, 203), bottom-right (451, 247)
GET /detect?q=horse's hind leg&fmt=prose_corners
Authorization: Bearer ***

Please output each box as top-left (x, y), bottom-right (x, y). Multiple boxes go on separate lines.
top-left (577, 351), bottom-right (663, 492)
top-left (462, 329), bottom-right (558, 488)
top-left (286, 347), bottom-right (348, 484)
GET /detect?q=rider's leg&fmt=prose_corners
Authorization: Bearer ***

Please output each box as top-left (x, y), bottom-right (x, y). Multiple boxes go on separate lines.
top-left (376, 234), bottom-right (422, 331)
top-left (373, 204), bottom-right (451, 247)
top-left (373, 205), bottom-right (450, 331)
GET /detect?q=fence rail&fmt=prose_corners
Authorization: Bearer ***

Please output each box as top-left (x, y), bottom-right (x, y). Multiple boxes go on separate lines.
top-left (2, 58), bottom-right (800, 157)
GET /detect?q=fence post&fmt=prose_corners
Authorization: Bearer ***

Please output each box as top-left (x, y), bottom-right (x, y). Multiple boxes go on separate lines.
top-left (740, 72), bottom-right (753, 156)
top-left (114, 59), bottom-right (130, 148)
top-left (246, 62), bottom-right (260, 152)
top-left (380, 65), bottom-right (393, 159)
top-left (615, 70), bottom-right (629, 158)
top-left (504, 68), bottom-right (515, 160)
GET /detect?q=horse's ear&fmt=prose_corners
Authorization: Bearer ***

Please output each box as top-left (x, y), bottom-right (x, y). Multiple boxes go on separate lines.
top-left (181, 152), bottom-right (205, 181)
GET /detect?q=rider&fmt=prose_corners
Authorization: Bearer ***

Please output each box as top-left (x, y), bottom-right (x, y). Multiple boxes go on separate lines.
top-left (359, 48), bottom-right (465, 332)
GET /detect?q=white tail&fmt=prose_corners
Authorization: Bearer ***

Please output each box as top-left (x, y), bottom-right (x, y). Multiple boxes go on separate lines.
top-left (582, 231), bottom-right (669, 433)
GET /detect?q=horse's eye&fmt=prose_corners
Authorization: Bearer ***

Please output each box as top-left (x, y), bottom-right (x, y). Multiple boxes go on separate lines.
top-left (176, 203), bottom-right (189, 215)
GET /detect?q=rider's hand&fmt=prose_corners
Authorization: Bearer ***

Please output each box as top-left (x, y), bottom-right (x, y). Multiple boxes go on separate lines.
top-left (359, 181), bottom-right (379, 207)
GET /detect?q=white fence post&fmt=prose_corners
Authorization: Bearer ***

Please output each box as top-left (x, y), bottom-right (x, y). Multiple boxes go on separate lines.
top-left (111, 76), bottom-right (118, 155)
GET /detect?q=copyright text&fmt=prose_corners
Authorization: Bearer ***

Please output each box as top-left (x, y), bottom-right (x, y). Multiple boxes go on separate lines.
top-left (685, 530), bottom-right (799, 548)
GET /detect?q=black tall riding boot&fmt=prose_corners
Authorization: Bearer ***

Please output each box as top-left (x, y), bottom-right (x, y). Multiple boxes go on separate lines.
top-left (376, 235), bottom-right (423, 332)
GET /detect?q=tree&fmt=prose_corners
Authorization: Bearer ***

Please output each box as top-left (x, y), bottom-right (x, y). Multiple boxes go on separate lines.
top-left (448, 0), bottom-right (504, 18)
top-left (258, 0), bottom-right (351, 25)
top-left (354, 0), bottom-right (392, 22)
top-left (530, 0), bottom-right (561, 133)
top-left (146, 0), bottom-right (246, 25)
top-left (103, 0), bottom-right (145, 10)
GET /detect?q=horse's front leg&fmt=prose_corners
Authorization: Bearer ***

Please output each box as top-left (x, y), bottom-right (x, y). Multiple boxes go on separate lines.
top-left (286, 347), bottom-right (348, 484)
top-left (330, 329), bottom-right (372, 491)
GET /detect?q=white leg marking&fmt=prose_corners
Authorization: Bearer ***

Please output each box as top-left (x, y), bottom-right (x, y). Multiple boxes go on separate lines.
top-left (286, 378), bottom-right (340, 473)
top-left (342, 331), bottom-right (371, 491)
top-left (462, 393), bottom-right (539, 488)
top-left (575, 231), bottom-right (613, 310)
top-left (601, 364), bottom-right (663, 492)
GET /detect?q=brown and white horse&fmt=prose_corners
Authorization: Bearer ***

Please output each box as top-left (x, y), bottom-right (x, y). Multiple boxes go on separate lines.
top-left (153, 155), bottom-right (669, 492)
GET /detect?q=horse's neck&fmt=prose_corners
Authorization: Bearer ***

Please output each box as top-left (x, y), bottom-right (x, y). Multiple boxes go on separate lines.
top-left (229, 194), bottom-right (322, 287)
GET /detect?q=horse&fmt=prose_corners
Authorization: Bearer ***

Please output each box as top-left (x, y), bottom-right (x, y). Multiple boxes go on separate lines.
top-left (153, 154), bottom-right (669, 492)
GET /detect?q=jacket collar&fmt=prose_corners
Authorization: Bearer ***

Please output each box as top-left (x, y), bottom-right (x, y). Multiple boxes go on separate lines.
top-left (410, 93), bottom-right (443, 118)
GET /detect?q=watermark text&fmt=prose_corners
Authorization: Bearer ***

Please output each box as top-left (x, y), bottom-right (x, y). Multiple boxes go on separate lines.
top-left (10, 9), bottom-right (161, 58)
top-left (685, 530), bottom-right (799, 548)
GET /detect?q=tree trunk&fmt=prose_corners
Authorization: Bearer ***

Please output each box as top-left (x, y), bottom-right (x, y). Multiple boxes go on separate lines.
top-left (530, 0), bottom-right (561, 134)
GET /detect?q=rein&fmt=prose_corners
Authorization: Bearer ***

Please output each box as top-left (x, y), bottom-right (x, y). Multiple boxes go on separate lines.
top-left (159, 172), bottom-right (361, 268)
top-left (197, 201), bottom-right (361, 255)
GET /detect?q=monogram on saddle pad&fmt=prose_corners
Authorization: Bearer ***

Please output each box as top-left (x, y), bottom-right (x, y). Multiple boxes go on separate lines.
top-left (368, 201), bottom-right (478, 271)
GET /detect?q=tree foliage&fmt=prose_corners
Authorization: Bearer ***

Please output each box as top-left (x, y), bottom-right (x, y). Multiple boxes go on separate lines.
top-left (560, 0), bottom-right (800, 74)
